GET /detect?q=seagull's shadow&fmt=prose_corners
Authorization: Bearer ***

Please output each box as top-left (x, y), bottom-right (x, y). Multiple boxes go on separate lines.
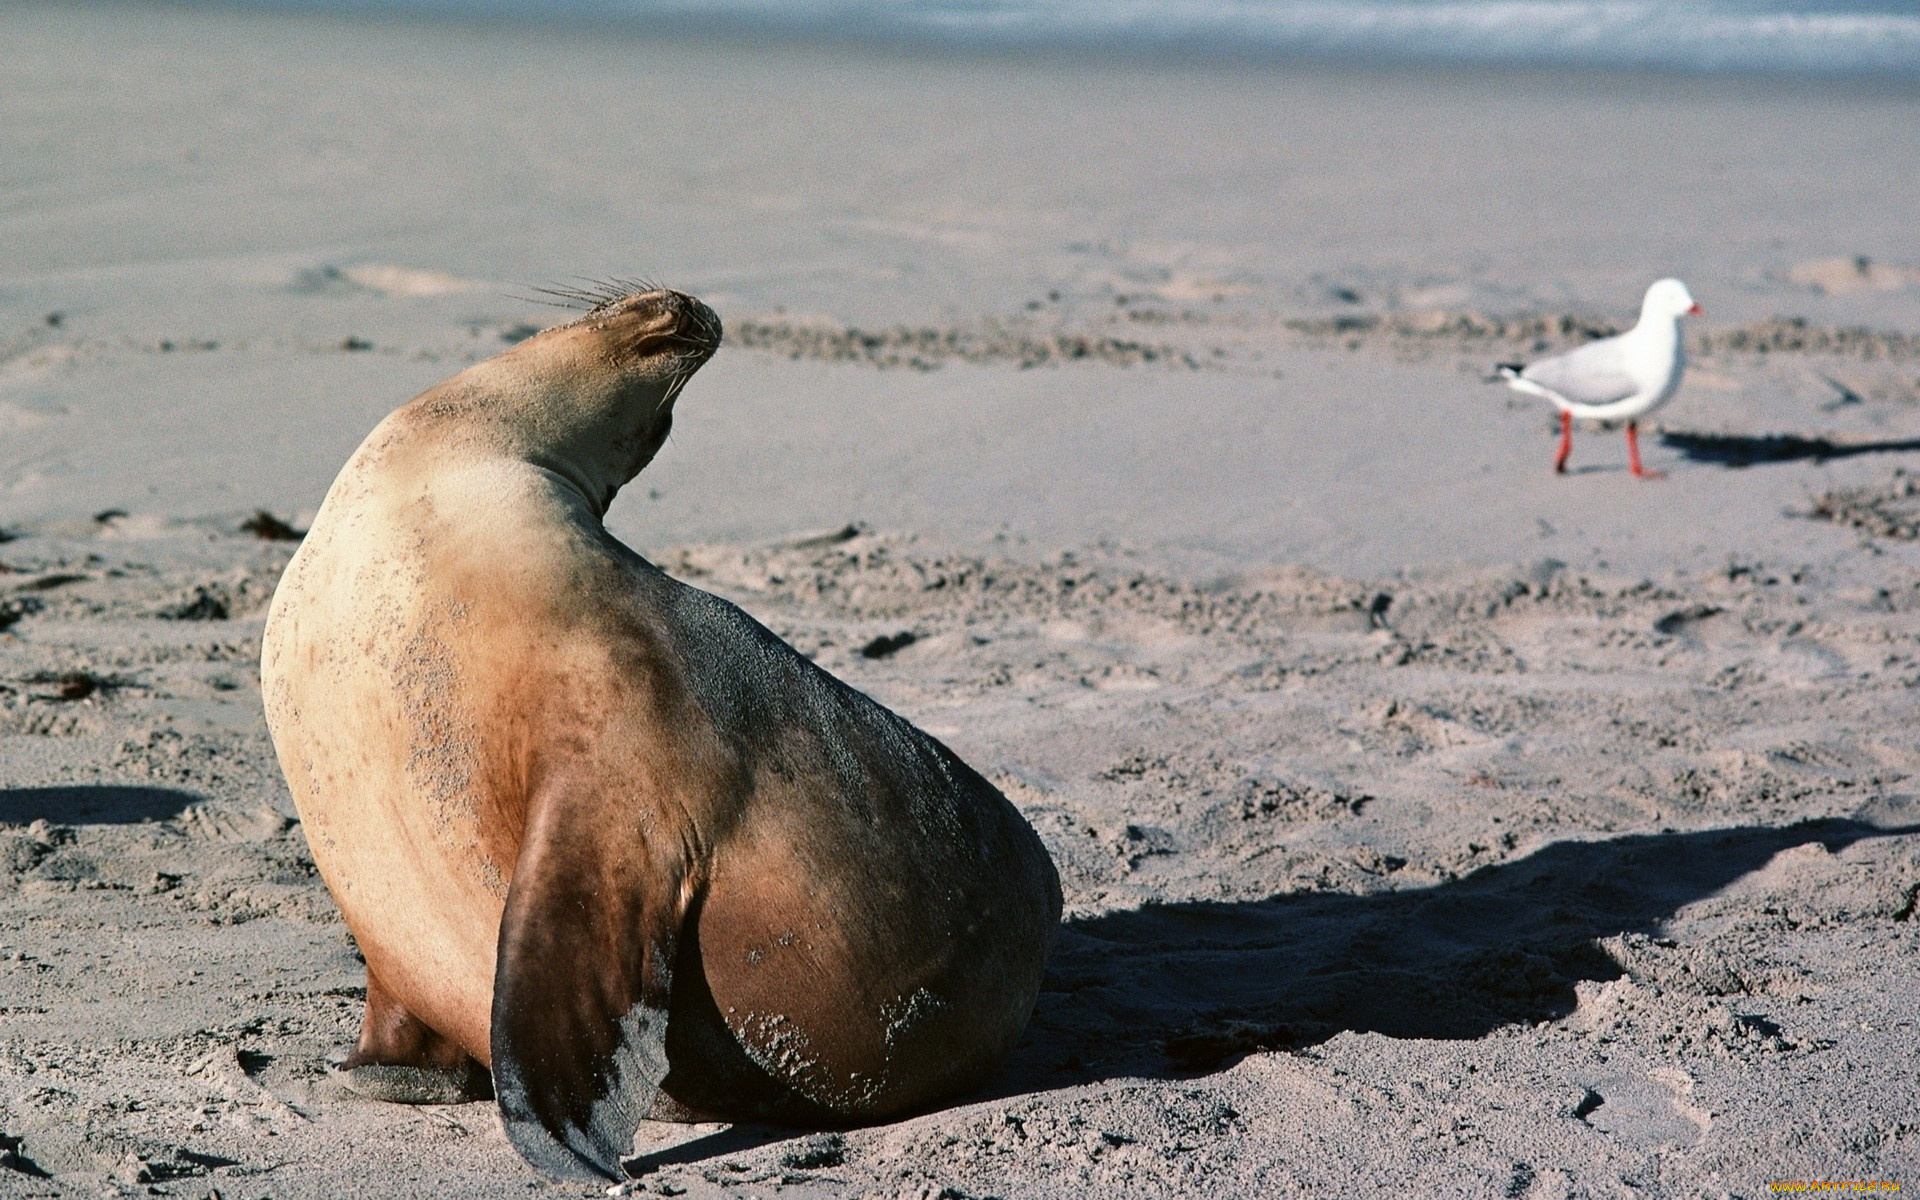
top-left (1659, 429), bottom-right (1920, 468)
top-left (994, 816), bottom-right (1917, 1093)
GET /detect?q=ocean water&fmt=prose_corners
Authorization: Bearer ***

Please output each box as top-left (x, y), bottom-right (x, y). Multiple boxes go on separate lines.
top-left (223, 0), bottom-right (1920, 75)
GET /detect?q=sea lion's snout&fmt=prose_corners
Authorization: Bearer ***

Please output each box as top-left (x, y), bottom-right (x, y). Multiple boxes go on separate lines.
top-left (664, 290), bottom-right (723, 362)
top-left (595, 288), bottom-right (723, 372)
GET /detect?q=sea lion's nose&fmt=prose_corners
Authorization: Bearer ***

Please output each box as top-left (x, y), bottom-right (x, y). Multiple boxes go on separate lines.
top-left (667, 293), bottom-right (723, 356)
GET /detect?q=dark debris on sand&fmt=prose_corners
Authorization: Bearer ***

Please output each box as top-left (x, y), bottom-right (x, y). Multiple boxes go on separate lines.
top-left (730, 318), bottom-right (1200, 371)
top-left (240, 511), bottom-right (303, 541)
top-left (1808, 470), bottom-right (1920, 539)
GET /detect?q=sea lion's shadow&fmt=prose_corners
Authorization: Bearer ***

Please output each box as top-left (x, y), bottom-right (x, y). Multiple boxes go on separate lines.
top-left (996, 815), bottom-right (1920, 1095)
top-left (623, 817), bottom-right (1917, 1171)
top-left (0, 785), bottom-right (202, 825)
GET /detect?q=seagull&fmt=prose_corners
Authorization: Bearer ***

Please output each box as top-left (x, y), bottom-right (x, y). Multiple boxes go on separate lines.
top-left (1497, 278), bottom-right (1702, 479)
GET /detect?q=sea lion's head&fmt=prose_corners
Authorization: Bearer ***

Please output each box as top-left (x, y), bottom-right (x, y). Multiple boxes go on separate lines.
top-left (436, 285), bottom-right (723, 516)
top-left (565, 286), bottom-right (723, 388)
top-left (557, 286), bottom-right (722, 480)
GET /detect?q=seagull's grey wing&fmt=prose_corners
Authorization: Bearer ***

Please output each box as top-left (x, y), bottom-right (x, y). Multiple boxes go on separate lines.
top-left (1521, 338), bottom-right (1639, 407)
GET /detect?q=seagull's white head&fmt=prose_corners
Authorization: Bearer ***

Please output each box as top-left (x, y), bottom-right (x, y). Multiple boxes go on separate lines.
top-left (1642, 278), bottom-right (1702, 321)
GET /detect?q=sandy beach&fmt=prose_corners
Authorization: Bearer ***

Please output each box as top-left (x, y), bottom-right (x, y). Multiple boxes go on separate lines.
top-left (4, 3), bottom-right (1920, 1196)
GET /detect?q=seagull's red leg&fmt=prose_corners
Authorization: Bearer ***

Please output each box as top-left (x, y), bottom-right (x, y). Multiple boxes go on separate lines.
top-left (1626, 421), bottom-right (1664, 480)
top-left (1554, 410), bottom-right (1572, 474)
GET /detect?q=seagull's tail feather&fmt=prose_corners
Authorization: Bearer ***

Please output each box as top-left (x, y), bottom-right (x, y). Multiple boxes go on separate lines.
top-left (1496, 366), bottom-right (1569, 409)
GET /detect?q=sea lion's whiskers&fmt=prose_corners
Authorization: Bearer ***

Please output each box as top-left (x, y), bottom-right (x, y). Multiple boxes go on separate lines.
top-left (522, 277), bottom-right (668, 314)
top-left (582, 276), bottom-right (663, 312)
top-left (512, 289), bottom-right (590, 312)
top-left (522, 285), bottom-right (601, 311)
top-left (655, 370), bottom-right (693, 416)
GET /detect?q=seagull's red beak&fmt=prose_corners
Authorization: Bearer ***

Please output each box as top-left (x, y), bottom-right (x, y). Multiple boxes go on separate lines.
top-left (1685, 303), bottom-right (1703, 316)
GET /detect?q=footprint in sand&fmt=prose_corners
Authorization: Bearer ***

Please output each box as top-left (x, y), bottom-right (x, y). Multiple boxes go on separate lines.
top-left (290, 263), bottom-right (485, 298)
top-left (1573, 1068), bottom-right (1711, 1150)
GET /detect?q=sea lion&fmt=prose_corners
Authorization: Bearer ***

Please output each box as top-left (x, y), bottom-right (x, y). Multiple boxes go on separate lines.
top-left (260, 285), bottom-right (1062, 1181)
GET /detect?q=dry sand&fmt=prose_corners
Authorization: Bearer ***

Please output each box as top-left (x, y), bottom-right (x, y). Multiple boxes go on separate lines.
top-left (4, 4), bottom-right (1920, 1197)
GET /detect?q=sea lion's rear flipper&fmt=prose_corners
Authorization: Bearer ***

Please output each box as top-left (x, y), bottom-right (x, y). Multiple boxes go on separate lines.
top-left (490, 796), bottom-right (691, 1182)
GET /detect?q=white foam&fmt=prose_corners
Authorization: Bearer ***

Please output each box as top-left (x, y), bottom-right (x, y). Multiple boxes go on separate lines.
top-left (262, 0), bottom-right (1920, 75)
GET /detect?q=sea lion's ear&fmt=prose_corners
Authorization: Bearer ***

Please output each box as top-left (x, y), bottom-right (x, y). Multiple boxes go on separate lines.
top-left (490, 793), bottom-right (690, 1182)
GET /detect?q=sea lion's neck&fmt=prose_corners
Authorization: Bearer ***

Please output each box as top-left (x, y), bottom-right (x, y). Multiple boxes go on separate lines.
top-left (419, 338), bottom-right (674, 520)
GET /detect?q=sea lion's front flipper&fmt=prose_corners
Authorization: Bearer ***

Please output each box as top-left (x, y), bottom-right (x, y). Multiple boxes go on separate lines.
top-left (341, 969), bottom-right (493, 1104)
top-left (490, 792), bottom-right (691, 1182)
